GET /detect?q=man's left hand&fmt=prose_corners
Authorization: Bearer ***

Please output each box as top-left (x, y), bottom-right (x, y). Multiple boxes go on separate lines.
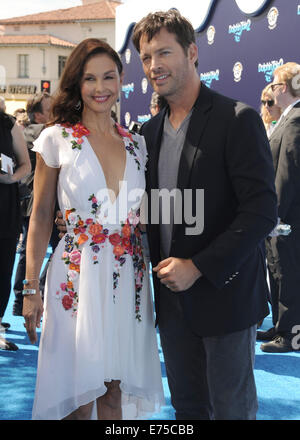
top-left (152, 257), bottom-right (202, 292)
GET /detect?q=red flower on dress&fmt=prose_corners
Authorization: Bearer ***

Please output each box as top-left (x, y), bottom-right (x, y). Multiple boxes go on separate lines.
top-left (122, 237), bottom-right (131, 250)
top-left (115, 122), bottom-right (133, 142)
top-left (109, 233), bottom-right (122, 246)
top-left (72, 123), bottom-right (90, 138)
top-left (92, 233), bottom-right (107, 244)
top-left (113, 245), bottom-right (125, 257)
top-left (62, 295), bottom-right (73, 310)
top-left (122, 224), bottom-right (131, 238)
top-left (88, 223), bottom-right (103, 235)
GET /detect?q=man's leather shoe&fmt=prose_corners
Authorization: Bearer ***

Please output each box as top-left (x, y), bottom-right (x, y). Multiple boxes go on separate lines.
top-left (260, 336), bottom-right (297, 353)
top-left (256, 327), bottom-right (276, 341)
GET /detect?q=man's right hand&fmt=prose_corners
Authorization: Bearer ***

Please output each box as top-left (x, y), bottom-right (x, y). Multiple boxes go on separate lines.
top-left (55, 210), bottom-right (67, 238)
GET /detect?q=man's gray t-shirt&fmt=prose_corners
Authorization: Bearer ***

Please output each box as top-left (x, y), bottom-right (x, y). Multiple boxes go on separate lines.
top-left (158, 111), bottom-right (192, 259)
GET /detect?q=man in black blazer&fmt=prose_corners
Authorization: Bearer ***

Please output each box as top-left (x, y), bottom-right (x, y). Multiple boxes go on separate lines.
top-left (133, 10), bottom-right (277, 420)
top-left (259, 62), bottom-right (300, 353)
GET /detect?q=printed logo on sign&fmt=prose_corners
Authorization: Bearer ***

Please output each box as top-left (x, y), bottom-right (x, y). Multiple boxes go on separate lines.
top-left (124, 112), bottom-right (131, 127)
top-left (141, 78), bottom-right (148, 94)
top-left (200, 70), bottom-right (219, 88)
top-left (125, 48), bottom-right (131, 64)
top-left (122, 83), bottom-right (134, 99)
top-left (207, 26), bottom-right (216, 45)
top-left (268, 7), bottom-right (279, 29)
top-left (233, 62), bottom-right (243, 82)
top-left (138, 114), bottom-right (151, 124)
top-left (258, 58), bottom-right (284, 82)
top-left (228, 19), bottom-right (251, 42)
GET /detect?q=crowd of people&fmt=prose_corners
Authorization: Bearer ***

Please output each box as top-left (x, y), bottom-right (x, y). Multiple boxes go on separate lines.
top-left (0, 9), bottom-right (300, 421)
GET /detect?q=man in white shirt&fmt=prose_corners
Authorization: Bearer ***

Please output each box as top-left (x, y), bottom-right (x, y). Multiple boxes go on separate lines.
top-left (258, 62), bottom-right (300, 352)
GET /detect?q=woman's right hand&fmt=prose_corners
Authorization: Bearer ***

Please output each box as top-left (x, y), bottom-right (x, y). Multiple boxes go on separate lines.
top-left (23, 283), bottom-right (44, 344)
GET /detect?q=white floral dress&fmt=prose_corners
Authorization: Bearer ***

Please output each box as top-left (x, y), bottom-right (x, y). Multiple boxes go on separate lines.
top-left (31, 122), bottom-right (164, 420)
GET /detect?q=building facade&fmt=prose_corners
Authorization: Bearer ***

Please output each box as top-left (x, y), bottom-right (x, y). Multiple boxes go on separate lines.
top-left (0, 0), bottom-right (120, 114)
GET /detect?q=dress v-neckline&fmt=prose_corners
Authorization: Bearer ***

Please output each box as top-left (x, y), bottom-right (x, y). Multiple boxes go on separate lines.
top-left (85, 135), bottom-right (128, 205)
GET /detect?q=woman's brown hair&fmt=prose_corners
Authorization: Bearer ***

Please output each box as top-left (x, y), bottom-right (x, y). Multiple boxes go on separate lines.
top-left (50, 38), bottom-right (123, 125)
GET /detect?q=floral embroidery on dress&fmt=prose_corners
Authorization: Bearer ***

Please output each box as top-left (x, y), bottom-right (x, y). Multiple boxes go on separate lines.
top-left (61, 122), bottom-right (90, 150)
top-left (57, 195), bottom-right (145, 321)
top-left (115, 122), bottom-right (142, 171)
top-left (59, 121), bottom-right (144, 172)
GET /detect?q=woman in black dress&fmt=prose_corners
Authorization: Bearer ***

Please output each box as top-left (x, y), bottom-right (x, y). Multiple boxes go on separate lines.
top-left (0, 109), bottom-right (31, 350)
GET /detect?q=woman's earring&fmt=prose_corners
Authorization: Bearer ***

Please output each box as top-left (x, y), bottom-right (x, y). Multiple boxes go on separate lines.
top-left (75, 100), bottom-right (82, 111)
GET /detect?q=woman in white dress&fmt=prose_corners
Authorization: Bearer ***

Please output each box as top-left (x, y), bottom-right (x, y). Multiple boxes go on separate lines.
top-left (23, 38), bottom-right (164, 420)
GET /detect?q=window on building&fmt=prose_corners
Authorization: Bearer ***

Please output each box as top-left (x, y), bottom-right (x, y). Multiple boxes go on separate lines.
top-left (18, 54), bottom-right (29, 78)
top-left (58, 56), bottom-right (67, 78)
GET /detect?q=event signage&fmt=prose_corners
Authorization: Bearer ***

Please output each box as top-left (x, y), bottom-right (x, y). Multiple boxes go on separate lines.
top-left (119, 0), bottom-right (300, 127)
top-left (258, 59), bottom-right (284, 82)
top-left (228, 19), bottom-right (252, 42)
top-left (200, 70), bottom-right (220, 88)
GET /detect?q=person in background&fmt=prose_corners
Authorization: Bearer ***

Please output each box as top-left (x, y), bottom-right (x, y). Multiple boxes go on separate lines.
top-left (0, 109), bottom-right (31, 350)
top-left (260, 84), bottom-right (282, 138)
top-left (12, 92), bottom-right (56, 316)
top-left (258, 62), bottom-right (300, 353)
top-left (13, 108), bottom-right (30, 129)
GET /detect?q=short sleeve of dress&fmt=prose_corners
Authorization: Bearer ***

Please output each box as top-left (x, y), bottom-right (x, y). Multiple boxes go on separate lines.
top-left (133, 132), bottom-right (148, 172)
top-left (32, 126), bottom-right (61, 168)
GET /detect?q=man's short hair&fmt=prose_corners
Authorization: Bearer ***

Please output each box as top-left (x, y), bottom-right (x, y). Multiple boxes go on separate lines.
top-left (26, 92), bottom-right (51, 123)
top-left (132, 9), bottom-right (198, 68)
top-left (273, 62), bottom-right (300, 98)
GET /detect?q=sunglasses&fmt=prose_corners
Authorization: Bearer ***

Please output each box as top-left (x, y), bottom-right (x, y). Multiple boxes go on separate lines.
top-left (261, 99), bottom-right (274, 107)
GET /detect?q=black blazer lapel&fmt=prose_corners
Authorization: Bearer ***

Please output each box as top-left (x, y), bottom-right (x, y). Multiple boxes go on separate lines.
top-left (269, 122), bottom-right (284, 173)
top-left (176, 84), bottom-right (213, 192)
top-left (147, 107), bottom-right (168, 191)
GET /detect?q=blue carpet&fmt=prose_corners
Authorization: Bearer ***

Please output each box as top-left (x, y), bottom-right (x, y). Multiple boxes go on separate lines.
top-left (0, 253), bottom-right (299, 420)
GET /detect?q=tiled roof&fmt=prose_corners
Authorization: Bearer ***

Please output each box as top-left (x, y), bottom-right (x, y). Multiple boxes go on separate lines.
top-left (0, 35), bottom-right (76, 48)
top-left (0, 1), bottom-right (121, 25)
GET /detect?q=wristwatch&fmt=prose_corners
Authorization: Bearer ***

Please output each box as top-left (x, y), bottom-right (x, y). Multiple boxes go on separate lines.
top-left (22, 289), bottom-right (37, 296)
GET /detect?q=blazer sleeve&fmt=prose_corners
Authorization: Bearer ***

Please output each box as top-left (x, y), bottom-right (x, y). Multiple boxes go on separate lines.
top-left (191, 105), bottom-right (278, 289)
top-left (275, 116), bottom-right (300, 220)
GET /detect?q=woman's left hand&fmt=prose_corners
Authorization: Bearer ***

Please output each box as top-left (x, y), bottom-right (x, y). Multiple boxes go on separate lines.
top-left (23, 286), bottom-right (44, 344)
top-left (0, 166), bottom-right (16, 184)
